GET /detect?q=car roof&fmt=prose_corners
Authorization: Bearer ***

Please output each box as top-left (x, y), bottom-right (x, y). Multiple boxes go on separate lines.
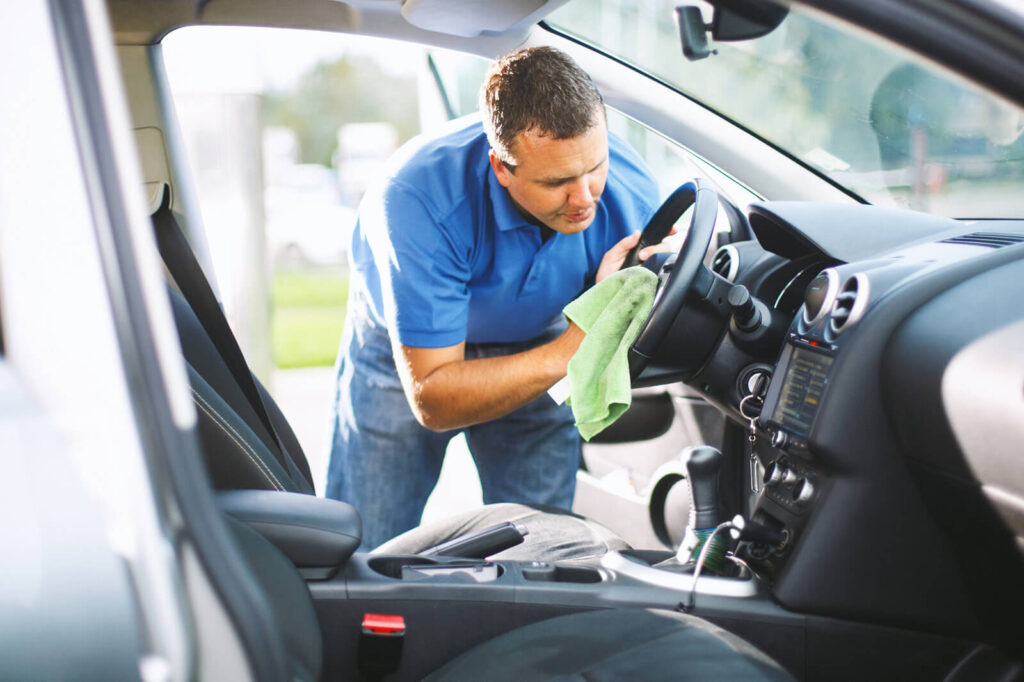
top-left (108, 0), bottom-right (1024, 111)
top-left (107, 0), bottom-right (569, 49)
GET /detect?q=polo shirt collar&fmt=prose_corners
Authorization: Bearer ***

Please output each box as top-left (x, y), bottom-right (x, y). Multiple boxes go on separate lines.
top-left (487, 165), bottom-right (536, 232)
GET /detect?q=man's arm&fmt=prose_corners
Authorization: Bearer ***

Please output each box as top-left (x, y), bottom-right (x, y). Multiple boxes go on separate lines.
top-left (393, 230), bottom-right (672, 431)
top-left (395, 324), bottom-right (585, 432)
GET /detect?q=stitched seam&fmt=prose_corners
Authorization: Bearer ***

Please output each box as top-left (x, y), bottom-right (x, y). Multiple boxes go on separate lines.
top-left (191, 390), bottom-right (284, 491)
top-left (190, 388), bottom-right (285, 491)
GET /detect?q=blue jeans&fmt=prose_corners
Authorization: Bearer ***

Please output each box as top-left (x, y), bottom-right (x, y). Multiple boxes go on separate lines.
top-left (325, 292), bottom-right (581, 550)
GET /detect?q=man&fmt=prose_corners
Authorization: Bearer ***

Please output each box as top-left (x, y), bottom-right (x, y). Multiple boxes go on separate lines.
top-left (326, 47), bottom-right (663, 549)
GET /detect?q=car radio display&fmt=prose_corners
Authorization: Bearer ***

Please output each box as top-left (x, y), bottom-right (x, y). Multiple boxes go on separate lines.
top-left (770, 346), bottom-right (834, 437)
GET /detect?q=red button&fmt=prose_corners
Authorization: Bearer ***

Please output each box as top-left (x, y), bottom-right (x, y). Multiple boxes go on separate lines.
top-left (362, 613), bottom-right (406, 635)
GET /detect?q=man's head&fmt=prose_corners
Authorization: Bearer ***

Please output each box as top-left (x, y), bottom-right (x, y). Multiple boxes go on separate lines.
top-left (481, 47), bottom-right (609, 235)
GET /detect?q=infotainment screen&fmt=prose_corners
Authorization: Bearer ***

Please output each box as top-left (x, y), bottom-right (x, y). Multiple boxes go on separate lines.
top-left (769, 345), bottom-right (834, 438)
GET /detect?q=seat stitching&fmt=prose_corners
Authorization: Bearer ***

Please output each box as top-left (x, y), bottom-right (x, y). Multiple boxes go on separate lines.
top-left (190, 388), bottom-right (285, 491)
top-left (191, 390), bottom-right (284, 491)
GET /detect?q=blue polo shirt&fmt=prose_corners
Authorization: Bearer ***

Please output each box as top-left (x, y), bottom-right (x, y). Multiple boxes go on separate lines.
top-left (349, 116), bottom-right (659, 348)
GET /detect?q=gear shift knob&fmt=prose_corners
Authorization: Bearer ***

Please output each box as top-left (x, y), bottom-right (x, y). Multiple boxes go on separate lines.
top-left (686, 446), bottom-right (722, 530)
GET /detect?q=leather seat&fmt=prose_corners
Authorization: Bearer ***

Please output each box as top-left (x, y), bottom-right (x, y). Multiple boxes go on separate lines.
top-left (425, 608), bottom-right (792, 681)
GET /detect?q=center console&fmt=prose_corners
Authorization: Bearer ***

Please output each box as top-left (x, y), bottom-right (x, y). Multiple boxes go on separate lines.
top-left (746, 334), bottom-right (833, 560)
top-left (216, 453), bottom-right (804, 680)
top-left (314, 544), bottom-right (790, 681)
top-left (304, 444), bottom-right (800, 680)
top-left (741, 324), bottom-right (837, 579)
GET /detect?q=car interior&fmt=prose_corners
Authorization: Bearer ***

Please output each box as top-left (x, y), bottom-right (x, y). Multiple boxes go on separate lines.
top-left (33, 0), bottom-right (1024, 679)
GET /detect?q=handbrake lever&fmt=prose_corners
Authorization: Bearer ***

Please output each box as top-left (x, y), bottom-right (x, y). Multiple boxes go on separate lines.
top-left (420, 521), bottom-right (529, 559)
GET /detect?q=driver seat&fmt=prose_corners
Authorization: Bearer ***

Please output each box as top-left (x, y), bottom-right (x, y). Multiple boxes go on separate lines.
top-left (154, 187), bottom-right (630, 561)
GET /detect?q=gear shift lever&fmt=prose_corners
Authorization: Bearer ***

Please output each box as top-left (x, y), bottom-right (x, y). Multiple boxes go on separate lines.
top-left (687, 445), bottom-right (722, 529)
top-left (676, 446), bottom-right (725, 568)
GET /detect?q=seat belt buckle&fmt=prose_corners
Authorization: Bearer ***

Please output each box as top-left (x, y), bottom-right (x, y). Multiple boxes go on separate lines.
top-left (359, 613), bottom-right (405, 677)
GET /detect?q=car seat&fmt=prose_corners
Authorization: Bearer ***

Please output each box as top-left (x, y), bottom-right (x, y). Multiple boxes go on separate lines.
top-left (152, 186), bottom-right (630, 560)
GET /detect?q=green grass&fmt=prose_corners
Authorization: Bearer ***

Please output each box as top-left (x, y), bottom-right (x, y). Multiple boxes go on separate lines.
top-left (271, 268), bottom-right (349, 368)
top-left (272, 269), bottom-right (349, 307)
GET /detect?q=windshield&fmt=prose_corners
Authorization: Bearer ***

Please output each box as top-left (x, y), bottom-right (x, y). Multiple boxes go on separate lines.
top-left (549, 0), bottom-right (1024, 218)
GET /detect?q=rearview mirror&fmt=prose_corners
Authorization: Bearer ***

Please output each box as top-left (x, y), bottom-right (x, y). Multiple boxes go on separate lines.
top-left (711, 0), bottom-right (788, 41)
top-left (676, 0), bottom-right (789, 61)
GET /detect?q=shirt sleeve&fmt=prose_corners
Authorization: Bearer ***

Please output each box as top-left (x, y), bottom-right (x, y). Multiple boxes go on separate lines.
top-left (361, 178), bottom-right (471, 348)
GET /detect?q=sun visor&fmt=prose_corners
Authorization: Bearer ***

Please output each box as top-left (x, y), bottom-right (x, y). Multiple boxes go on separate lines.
top-left (400, 0), bottom-right (549, 37)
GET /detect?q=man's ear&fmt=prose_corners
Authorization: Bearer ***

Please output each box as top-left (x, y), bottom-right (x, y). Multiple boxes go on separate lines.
top-left (488, 149), bottom-right (513, 188)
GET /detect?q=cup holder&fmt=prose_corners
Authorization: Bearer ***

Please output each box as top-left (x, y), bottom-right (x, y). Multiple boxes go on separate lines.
top-left (368, 555), bottom-right (437, 579)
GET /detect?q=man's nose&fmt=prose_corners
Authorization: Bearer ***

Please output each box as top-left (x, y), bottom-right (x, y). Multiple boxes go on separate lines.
top-left (567, 178), bottom-right (593, 208)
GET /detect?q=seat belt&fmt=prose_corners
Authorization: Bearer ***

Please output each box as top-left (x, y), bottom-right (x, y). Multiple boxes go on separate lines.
top-left (151, 185), bottom-right (314, 492)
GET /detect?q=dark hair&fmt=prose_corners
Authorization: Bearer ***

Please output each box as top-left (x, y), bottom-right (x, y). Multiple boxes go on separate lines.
top-left (480, 46), bottom-right (605, 166)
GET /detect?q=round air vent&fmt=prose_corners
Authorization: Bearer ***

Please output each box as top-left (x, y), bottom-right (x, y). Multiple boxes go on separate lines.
top-left (710, 245), bottom-right (739, 282)
top-left (802, 268), bottom-right (840, 326)
top-left (829, 273), bottom-right (870, 335)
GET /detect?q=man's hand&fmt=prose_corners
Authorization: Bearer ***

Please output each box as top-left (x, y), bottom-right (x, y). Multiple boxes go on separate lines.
top-left (595, 228), bottom-right (678, 283)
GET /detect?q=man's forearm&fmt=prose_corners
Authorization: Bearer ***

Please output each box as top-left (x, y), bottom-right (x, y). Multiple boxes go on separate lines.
top-left (404, 325), bottom-right (584, 432)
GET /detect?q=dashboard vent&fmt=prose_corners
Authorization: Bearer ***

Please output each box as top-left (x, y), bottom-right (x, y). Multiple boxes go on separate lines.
top-left (940, 232), bottom-right (1024, 248)
top-left (710, 245), bottom-right (739, 282)
top-left (829, 273), bottom-right (869, 336)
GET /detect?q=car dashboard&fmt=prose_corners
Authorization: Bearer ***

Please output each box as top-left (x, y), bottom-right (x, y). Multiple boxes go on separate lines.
top-left (711, 201), bottom-right (1024, 649)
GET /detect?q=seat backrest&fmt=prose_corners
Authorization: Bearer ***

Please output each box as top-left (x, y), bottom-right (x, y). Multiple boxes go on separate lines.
top-left (152, 191), bottom-right (315, 495)
top-left (170, 289), bottom-right (313, 493)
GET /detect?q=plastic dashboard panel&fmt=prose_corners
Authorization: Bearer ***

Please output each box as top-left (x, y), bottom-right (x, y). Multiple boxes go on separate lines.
top-left (881, 254), bottom-right (1024, 649)
top-left (747, 202), bottom-right (965, 261)
top-left (756, 234), bottom-right (1024, 634)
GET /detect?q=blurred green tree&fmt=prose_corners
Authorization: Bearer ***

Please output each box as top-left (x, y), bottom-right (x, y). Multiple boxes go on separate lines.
top-left (264, 54), bottom-right (420, 167)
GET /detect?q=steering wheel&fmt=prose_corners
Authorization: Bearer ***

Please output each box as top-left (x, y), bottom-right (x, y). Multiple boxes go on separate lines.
top-left (624, 179), bottom-right (719, 380)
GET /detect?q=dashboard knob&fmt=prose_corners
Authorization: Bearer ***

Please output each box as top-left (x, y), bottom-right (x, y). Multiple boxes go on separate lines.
top-left (763, 459), bottom-right (787, 487)
top-left (771, 429), bottom-right (788, 450)
top-left (792, 478), bottom-right (815, 506)
top-left (728, 285), bottom-right (762, 332)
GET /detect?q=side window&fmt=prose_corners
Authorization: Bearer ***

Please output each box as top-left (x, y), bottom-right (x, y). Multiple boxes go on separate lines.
top-left (605, 110), bottom-right (758, 247)
top-left (606, 110), bottom-right (698, 198)
top-left (426, 49), bottom-right (489, 120)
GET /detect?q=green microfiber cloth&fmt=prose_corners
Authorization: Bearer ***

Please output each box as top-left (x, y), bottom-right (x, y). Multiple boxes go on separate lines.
top-left (563, 267), bottom-right (659, 441)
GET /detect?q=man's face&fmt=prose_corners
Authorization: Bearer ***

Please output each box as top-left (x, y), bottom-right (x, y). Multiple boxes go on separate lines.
top-left (489, 115), bottom-right (609, 235)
